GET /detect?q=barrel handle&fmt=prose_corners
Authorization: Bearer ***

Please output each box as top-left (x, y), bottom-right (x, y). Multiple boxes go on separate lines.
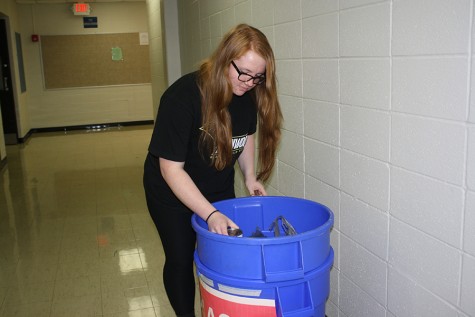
top-left (276, 281), bottom-right (314, 317)
top-left (262, 241), bottom-right (304, 282)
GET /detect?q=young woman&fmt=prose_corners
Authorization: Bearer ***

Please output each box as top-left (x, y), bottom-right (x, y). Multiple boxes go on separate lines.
top-left (143, 23), bottom-right (282, 316)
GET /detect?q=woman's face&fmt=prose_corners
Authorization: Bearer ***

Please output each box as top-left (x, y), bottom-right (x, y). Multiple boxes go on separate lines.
top-left (229, 50), bottom-right (266, 96)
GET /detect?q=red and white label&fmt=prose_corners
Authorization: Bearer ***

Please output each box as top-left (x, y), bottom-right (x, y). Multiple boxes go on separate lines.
top-left (199, 276), bottom-right (276, 317)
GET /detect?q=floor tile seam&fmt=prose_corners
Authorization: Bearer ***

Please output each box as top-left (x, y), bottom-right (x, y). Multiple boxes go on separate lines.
top-left (0, 288), bottom-right (6, 317)
top-left (17, 252), bottom-right (61, 269)
top-left (96, 200), bottom-right (106, 317)
top-left (48, 293), bottom-right (103, 317)
top-left (98, 268), bottom-right (105, 317)
top-left (101, 277), bottom-right (151, 296)
top-left (57, 224), bottom-right (76, 261)
top-left (56, 209), bottom-right (100, 286)
top-left (4, 281), bottom-right (54, 306)
top-left (55, 239), bottom-right (103, 312)
top-left (106, 284), bottom-right (157, 313)
top-left (0, 300), bottom-right (53, 317)
top-left (47, 286), bottom-right (55, 317)
top-left (100, 301), bottom-right (153, 317)
top-left (139, 252), bottom-right (159, 313)
top-left (39, 247), bottom-right (62, 311)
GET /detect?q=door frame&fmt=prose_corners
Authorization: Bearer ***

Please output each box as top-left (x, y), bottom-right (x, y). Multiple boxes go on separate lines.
top-left (0, 14), bottom-right (21, 145)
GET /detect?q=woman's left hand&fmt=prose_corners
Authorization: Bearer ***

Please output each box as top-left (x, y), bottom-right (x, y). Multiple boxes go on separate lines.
top-left (246, 180), bottom-right (267, 196)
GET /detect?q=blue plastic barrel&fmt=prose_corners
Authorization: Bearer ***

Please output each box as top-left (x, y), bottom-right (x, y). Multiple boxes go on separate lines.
top-left (196, 248), bottom-right (334, 317)
top-left (192, 196), bottom-right (334, 317)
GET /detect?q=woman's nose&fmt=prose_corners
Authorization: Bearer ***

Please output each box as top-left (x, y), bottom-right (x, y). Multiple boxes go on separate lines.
top-left (244, 80), bottom-right (255, 87)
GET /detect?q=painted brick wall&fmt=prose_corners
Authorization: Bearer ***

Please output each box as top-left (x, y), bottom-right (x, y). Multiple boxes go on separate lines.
top-left (177, 1), bottom-right (475, 316)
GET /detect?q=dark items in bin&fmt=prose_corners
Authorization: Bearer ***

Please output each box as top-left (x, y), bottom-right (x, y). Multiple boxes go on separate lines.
top-left (249, 216), bottom-right (298, 238)
top-left (269, 216), bottom-right (297, 236)
top-left (227, 227), bottom-right (243, 237)
top-left (251, 227), bottom-right (266, 237)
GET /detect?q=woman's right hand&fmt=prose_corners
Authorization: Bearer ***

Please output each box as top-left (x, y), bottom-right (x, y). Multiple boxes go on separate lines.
top-left (206, 211), bottom-right (239, 236)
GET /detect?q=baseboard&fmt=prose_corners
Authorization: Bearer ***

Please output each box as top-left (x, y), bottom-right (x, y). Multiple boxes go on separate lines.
top-left (17, 130), bottom-right (33, 144)
top-left (19, 120), bottom-right (154, 143)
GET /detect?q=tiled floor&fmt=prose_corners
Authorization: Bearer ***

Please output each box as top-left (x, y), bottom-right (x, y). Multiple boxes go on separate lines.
top-left (0, 126), bottom-right (200, 317)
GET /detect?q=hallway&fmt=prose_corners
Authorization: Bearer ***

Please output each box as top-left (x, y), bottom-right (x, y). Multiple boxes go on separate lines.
top-left (0, 126), bottom-right (198, 317)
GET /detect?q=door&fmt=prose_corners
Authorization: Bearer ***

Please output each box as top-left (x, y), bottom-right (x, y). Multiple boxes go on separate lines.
top-left (0, 18), bottom-right (18, 145)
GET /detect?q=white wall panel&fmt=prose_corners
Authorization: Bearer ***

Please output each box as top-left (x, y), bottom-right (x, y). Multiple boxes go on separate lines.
top-left (176, 2), bottom-right (474, 316)
top-left (389, 218), bottom-right (461, 305)
top-left (303, 99), bottom-right (339, 146)
top-left (391, 114), bottom-right (466, 185)
top-left (339, 2), bottom-right (390, 57)
top-left (392, 0), bottom-right (470, 55)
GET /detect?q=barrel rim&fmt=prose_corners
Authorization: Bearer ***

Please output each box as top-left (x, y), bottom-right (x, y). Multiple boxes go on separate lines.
top-left (192, 196), bottom-right (334, 243)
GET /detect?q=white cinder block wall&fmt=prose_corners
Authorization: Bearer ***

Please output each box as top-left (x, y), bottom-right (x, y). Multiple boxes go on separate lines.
top-left (176, 0), bottom-right (474, 316)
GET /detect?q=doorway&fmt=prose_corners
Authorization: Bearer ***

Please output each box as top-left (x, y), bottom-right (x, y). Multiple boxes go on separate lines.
top-left (0, 17), bottom-right (18, 145)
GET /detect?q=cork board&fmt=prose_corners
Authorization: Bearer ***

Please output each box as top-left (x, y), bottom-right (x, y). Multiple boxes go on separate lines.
top-left (41, 33), bottom-right (151, 89)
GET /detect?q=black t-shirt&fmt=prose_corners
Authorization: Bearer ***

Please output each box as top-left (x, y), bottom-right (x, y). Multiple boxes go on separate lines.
top-left (146, 72), bottom-right (257, 203)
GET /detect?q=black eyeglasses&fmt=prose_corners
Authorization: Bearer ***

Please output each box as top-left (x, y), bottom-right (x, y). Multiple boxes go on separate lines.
top-left (231, 61), bottom-right (266, 85)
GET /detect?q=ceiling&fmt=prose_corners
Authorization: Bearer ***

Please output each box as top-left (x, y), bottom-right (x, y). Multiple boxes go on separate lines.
top-left (15, 0), bottom-right (144, 3)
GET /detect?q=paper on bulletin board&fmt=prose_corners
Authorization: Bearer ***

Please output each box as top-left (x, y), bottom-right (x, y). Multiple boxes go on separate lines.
top-left (139, 32), bottom-right (149, 45)
top-left (111, 47), bottom-right (123, 61)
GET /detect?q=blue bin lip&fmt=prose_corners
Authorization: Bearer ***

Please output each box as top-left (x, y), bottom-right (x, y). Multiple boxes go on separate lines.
top-left (192, 196), bottom-right (334, 244)
top-left (195, 248), bottom-right (334, 287)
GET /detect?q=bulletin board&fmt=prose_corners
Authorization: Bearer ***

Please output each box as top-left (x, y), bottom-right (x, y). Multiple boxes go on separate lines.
top-left (40, 33), bottom-right (151, 89)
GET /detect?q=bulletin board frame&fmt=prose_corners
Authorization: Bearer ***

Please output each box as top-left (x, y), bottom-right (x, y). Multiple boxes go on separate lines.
top-left (40, 32), bottom-right (151, 89)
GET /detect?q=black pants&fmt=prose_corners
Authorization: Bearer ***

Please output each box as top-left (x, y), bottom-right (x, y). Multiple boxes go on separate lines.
top-left (143, 161), bottom-right (196, 316)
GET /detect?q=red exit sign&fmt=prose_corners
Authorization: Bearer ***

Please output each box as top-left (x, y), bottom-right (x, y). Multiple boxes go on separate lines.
top-left (73, 3), bottom-right (90, 15)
